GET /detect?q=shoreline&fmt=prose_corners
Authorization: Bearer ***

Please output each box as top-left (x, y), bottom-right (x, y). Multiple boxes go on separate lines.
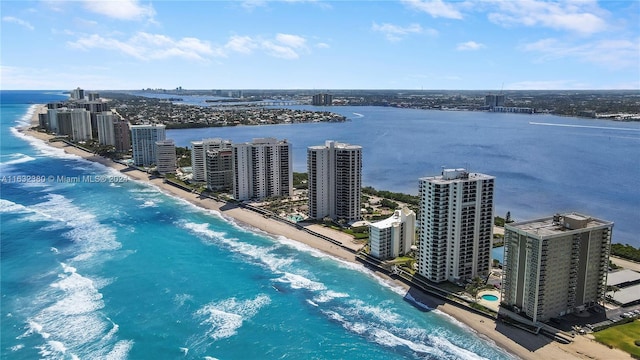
top-left (18, 105), bottom-right (631, 360)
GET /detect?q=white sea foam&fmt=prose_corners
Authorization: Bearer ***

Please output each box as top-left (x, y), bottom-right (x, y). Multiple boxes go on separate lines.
top-left (10, 344), bottom-right (25, 351)
top-left (22, 263), bottom-right (131, 359)
top-left (181, 221), bottom-right (293, 272)
top-left (275, 272), bottom-right (326, 291)
top-left (195, 294), bottom-right (271, 341)
top-left (312, 290), bottom-right (350, 303)
top-left (104, 340), bottom-right (134, 360)
top-left (204, 357), bottom-right (220, 360)
top-left (174, 293), bottom-right (194, 307)
top-left (403, 292), bottom-right (433, 311)
top-left (139, 200), bottom-right (158, 208)
top-left (343, 299), bottom-right (401, 324)
top-left (0, 152), bottom-right (36, 166)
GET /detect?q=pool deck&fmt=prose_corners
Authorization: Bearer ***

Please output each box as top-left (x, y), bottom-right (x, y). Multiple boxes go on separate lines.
top-left (477, 290), bottom-right (502, 312)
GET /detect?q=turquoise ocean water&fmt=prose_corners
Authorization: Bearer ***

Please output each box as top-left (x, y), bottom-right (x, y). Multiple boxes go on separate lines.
top-left (1, 92), bottom-right (515, 359)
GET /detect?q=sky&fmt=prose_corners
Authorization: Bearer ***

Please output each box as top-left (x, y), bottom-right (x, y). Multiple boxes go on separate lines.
top-left (1, 0), bottom-right (639, 90)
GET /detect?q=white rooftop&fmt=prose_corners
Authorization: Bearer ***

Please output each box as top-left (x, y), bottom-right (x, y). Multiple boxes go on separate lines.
top-left (607, 269), bottom-right (640, 286)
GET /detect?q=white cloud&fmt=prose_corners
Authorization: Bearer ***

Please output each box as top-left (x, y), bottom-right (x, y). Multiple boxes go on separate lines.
top-left (82, 0), bottom-right (156, 21)
top-left (315, 42), bottom-right (330, 49)
top-left (486, 0), bottom-right (608, 35)
top-left (224, 35), bottom-right (259, 55)
top-left (2, 16), bottom-right (34, 30)
top-left (456, 41), bottom-right (485, 51)
top-left (67, 32), bottom-right (215, 61)
top-left (372, 22), bottom-right (430, 41)
top-left (521, 37), bottom-right (640, 69)
top-left (276, 33), bottom-right (307, 48)
top-left (222, 33), bottom-right (310, 59)
top-left (401, 0), bottom-right (463, 19)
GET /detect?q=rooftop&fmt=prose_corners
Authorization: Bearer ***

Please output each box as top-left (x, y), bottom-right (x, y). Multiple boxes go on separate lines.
top-left (506, 212), bottom-right (613, 238)
top-left (607, 269), bottom-right (640, 287)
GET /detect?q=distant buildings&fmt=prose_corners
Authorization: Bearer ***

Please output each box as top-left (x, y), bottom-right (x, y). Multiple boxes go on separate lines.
top-left (307, 140), bottom-right (362, 223)
top-left (369, 207), bottom-right (416, 260)
top-left (485, 94), bottom-right (505, 109)
top-left (71, 87), bottom-right (85, 100)
top-left (501, 212), bottom-right (613, 323)
top-left (312, 93), bottom-right (333, 106)
top-left (417, 168), bottom-right (494, 283)
top-left (232, 138), bottom-right (292, 201)
top-left (155, 139), bottom-right (177, 174)
top-left (130, 124), bottom-right (166, 166)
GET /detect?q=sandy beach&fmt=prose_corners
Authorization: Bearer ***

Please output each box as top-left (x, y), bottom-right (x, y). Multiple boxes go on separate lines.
top-left (19, 105), bottom-right (630, 360)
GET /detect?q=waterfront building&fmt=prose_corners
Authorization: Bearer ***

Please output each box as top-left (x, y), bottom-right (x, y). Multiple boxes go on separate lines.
top-left (38, 112), bottom-right (48, 130)
top-left (130, 124), bottom-right (166, 166)
top-left (191, 138), bottom-right (233, 183)
top-left (113, 119), bottom-right (131, 153)
top-left (87, 92), bottom-right (100, 101)
top-left (501, 213), bottom-right (613, 323)
top-left (417, 168), bottom-right (494, 283)
top-left (56, 109), bottom-right (73, 137)
top-left (96, 112), bottom-right (116, 146)
top-left (47, 108), bottom-right (59, 133)
top-left (307, 140), bottom-right (362, 223)
top-left (369, 207), bottom-right (416, 260)
top-left (71, 87), bottom-right (84, 100)
top-left (155, 139), bottom-right (177, 174)
top-left (485, 94), bottom-right (505, 109)
top-left (206, 147), bottom-right (233, 191)
top-left (232, 138), bottom-right (292, 201)
top-left (70, 108), bottom-right (92, 141)
top-left (78, 100), bottom-right (110, 138)
top-left (312, 93), bottom-right (333, 106)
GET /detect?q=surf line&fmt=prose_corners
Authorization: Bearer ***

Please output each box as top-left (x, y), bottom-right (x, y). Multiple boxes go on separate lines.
top-left (529, 122), bottom-right (640, 132)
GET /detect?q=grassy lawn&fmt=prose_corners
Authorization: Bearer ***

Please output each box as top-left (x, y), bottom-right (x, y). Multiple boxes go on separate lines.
top-left (593, 319), bottom-right (640, 358)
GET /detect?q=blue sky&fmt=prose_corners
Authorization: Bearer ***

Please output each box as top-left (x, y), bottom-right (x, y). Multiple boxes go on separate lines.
top-left (2, 0), bottom-right (639, 90)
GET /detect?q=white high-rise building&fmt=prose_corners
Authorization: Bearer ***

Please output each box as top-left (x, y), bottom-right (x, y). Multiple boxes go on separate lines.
top-left (70, 108), bottom-right (92, 141)
top-left (191, 138), bottom-right (233, 182)
top-left (501, 213), bottom-right (612, 323)
top-left (232, 138), bottom-right (292, 201)
top-left (417, 168), bottom-right (495, 283)
top-left (130, 124), bottom-right (166, 166)
top-left (307, 140), bottom-right (362, 222)
top-left (47, 108), bottom-right (59, 133)
top-left (155, 139), bottom-right (177, 174)
top-left (96, 111), bottom-right (116, 146)
top-left (369, 207), bottom-right (416, 260)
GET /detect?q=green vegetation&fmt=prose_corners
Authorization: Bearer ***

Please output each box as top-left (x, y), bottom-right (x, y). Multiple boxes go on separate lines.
top-left (379, 198), bottom-right (399, 209)
top-left (494, 216), bottom-right (505, 227)
top-left (293, 172), bottom-right (308, 189)
top-left (611, 243), bottom-right (640, 262)
top-left (362, 186), bottom-right (419, 206)
top-left (175, 146), bottom-right (191, 167)
top-left (343, 226), bottom-right (369, 240)
top-left (593, 320), bottom-right (640, 358)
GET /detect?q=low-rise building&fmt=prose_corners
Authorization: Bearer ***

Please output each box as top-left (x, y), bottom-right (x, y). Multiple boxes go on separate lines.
top-left (369, 207), bottom-right (416, 260)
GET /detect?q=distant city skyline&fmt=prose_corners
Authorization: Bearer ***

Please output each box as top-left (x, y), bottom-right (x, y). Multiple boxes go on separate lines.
top-left (1, 0), bottom-right (638, 90)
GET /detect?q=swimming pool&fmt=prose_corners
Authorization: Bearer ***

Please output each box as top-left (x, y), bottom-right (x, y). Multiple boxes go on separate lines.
top-left (481, 294), bottom-right (499, 302)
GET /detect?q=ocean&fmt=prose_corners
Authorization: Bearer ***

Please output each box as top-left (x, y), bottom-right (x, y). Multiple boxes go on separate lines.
top-left (1, 92), bottom-right (517, 359)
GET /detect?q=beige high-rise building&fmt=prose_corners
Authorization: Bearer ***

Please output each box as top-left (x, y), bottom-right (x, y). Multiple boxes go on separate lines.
top-left (70, 108), bottom-right (92, 141)
top-left (307, 141), bottom-right (362, 223)
top-left (501, 213), bottom-right (613, 323)
top-left (417, 169), bottom-right (494, 283)
top-left (206, 148), bottom-right (233, 191)
top-left (155, 139), bottom-right (177, 174)
top-left (232, 138), bottom-right (292, 201)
